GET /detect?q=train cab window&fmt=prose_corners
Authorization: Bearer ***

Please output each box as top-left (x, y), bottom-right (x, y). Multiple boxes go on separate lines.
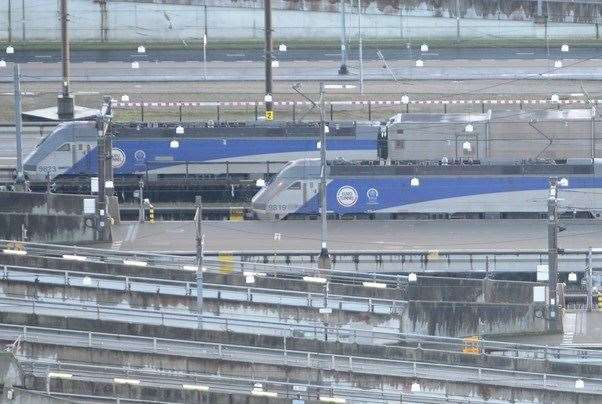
top-left (287, 181), bottom-right (301, 190)
top-left (57, 143), bottom-right (71, 151)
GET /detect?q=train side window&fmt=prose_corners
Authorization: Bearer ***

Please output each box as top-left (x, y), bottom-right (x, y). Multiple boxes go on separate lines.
top-left (86, 145), bottom-right (91, 152)
top-left (57, 143), bottom-right (71, 151)
top-left (287, 181), bottom-right (301, 190)
top-left (395, 140), bottom-right (405, 149)
top-left (396, 129), bottom-right (404, 134)
top-left (78, 144), bottom-right (83, 151)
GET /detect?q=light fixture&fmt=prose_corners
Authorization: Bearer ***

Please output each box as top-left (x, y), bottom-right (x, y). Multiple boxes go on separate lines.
top-left (243, 271), bottom-right (267, 277)
top-left (561, 44), bottom-right (569, 52)
top-left (113, 378), bottom-right (140, 385)
top-left (170, 139), bottom-right (180, 149)
top-left (559, 178), bottom-right (569, 187)
top-left (410, 177), bottom-right (420, 187)
top-left (203, 34), bottom-right (207, 46)
top-left (62, 254), bottom-right (87, 261)
top-left (2, 249), bottom-right (27, 256)
top-left (462, 141), bottom-right (472, 152)
top-left (182, 384), bottom-right (209, 391)
top-left (271, 60), bottom-right (280, 68)
top-left (316, 141), bottom-right (322, 150)
top-left (122, 259), bottom-right (147, 267)
top-left (121, 94), bottom-right (130, 102)
top-left (279, 43), bottom-right (287, 52)
top-left (415, 60), bottom-right (424, 67)
top-left (575, 379), bottom-right (584, 389)
top-left (324, 84), bottom-right (356, 89)
top-left (420, 44), bottom-right (429, 52)
top-left (137, 45), bottom-right (146, 53)
top-left (131, 61), bottom-right (140, 69)
top-left (48, 372), bottom-right (73, 379)
top-left (251, 388), bottom-right (278, 398)
top-left (411, 382), bottom-right (421, 392)
top-left (255, 178), bottom-right (266, 187)
top-left (5, 46), bottom-right (14, 54)
top-left (0, 60), bottom-right (6, 68)
top-left (401, 95), bottom-right (410, 104)
top-left (324, 125), bottom-right (330, 134)
top-left (550, 94), bottom-right (560, 103)
top-left (182, 265), bottom-right (207, 272)
top-left (319, 397), bottom-right (347, 403)
top-left (362, 281), bottom-right (387, 289)
top-left (82, 276), bottom-right (92, 286)
top-left (303, 276), bottom-right (327, 284)
top-left (175, 125), bottom-right (185, 135)
top-left (408, 273), bottom-right (418, 282)
top-left (264, 94), bottom-right (273, 103)
top-left (554, 60), bottom-right (562, 68)
top-left (464, 123), bottom-right (474, 133)
top-left (568, 272), bottom-right (577, 282)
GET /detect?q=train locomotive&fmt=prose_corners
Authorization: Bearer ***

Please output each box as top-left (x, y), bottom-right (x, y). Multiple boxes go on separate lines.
top-left (251, 158), bottom-right (602, 219)
top-left (23, 120), bottom-right (383, 183)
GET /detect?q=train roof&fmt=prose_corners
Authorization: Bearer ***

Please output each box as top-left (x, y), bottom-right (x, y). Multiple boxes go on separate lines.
top-left (387, 112), bottom-right (491, 125)
top-left (110, 121), bottom-right (380, 139)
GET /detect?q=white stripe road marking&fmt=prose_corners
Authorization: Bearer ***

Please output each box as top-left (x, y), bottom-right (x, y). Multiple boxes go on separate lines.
top-left (516, 52), bottom-right (535, 55)
top-left (112, 98), bottom-right (590, 108)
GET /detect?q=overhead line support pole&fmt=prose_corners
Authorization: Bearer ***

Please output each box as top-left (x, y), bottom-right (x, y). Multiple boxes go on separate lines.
top-left (547, 177), bottom-right (559, 328)
top-left (264, 0), bottom-right (274, 119)
top-left (319, 83), bottom-right (330, 270)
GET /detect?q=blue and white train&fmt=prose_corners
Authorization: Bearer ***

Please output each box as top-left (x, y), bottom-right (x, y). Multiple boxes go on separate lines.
top-left (251, 158), bottom-right (602, 219)
top-left (23, 121), bottom-right (382, 182)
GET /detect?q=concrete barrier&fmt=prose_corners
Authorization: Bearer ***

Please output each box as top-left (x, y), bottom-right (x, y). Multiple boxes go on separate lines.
top-left (0, 191), bottom-right (107, 244)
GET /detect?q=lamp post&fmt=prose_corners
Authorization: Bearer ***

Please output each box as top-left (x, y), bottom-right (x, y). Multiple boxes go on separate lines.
top-left (547, 177), bottom-right (559, 325)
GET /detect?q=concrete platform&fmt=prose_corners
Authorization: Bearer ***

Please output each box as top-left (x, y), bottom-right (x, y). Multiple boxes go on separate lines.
top-left (110, 219), bottom-right (602, 253)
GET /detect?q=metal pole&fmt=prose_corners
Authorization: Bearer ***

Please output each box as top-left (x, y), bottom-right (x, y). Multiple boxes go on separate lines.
top-left (203, 34), bottom-right (207, 80)
top-left (537, 0), bottom-right (543, 18)
top-left (399, 0), bottom-right (403, 39)
top-left (319, 83), bottom-right (330, 269)
top-left (13, 64), bottom-right (24, 185)
top-left (456, 0), bottom-right (460, 42)
top-left (548, 177), bottom-right (559, 325)
top-left (138, 180), bottom-right (145, 223)
top-left (58, 0), bottom-right (74, 119)
top-left (97, 124), bottom-right (107, 241)
top-left (264, 0), bottom-right (274, 116)
top-left (21, 0), bottom-right (25, 41)
top-left (7, 0), bottom-right (12, 44)
top-left (195, 196), bottom-right (204, 326)
top-left (358, 1), bottom-right (364, 94)
top-left (587, 247), bottom-right (593, 312)
top-left (338, 0), bottom-right (348, 75)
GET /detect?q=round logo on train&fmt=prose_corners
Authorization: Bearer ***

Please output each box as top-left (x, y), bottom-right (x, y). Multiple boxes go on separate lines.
top-left (367, 188), bottom-right (379, 204)
top-left (336, 186), bottom-right (359, 207)
top-left (111, 148), bottom-right (126, 169)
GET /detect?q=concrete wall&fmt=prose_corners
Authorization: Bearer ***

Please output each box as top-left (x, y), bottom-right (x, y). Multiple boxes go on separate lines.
top-left (0, 191), bottom-right (101, 244)
top-left (1, 0), bottom-right (600, 43)
top-left (18, 342), bottom-right (602, 403)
